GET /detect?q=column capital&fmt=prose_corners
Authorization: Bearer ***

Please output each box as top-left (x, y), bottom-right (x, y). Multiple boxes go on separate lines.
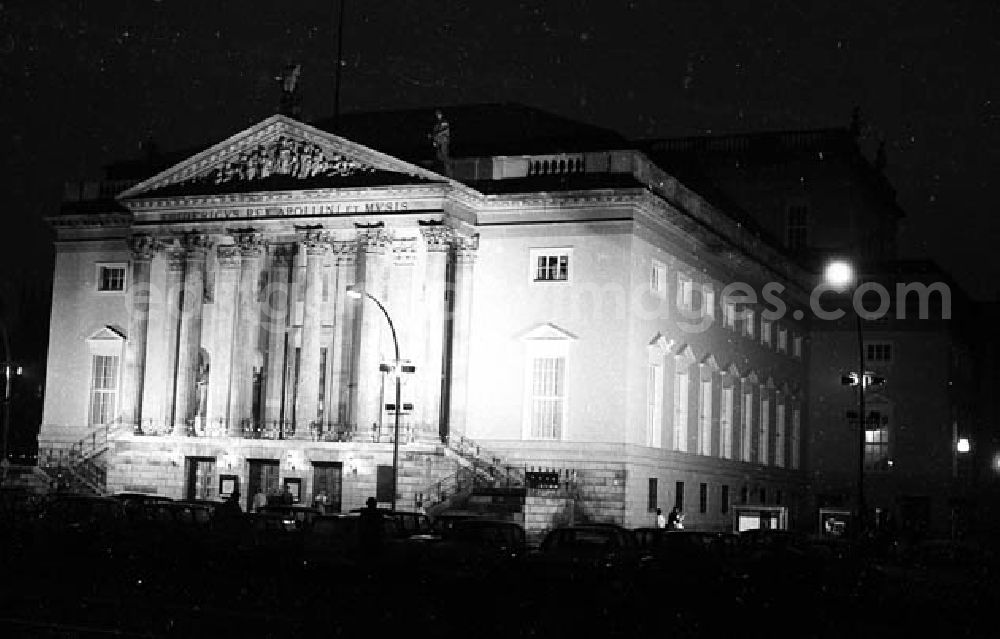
top-left (332, 240), bottom-right (358, 266)
top-left (271, 243), bottom-right (298, 267)
top-left (165, 246), bottom-right (187, 273)
top-left (217, 244), bottom-right (242, 269)
top-left (229, 228), bottom-right (266, 257)
top-left (453, 233), bottom-right (480, 264)
top-left (358, 226), bottom-right (391, 254)
top-left (128, 234), bottom-right (160, 261)
top-left (295, 226), bottom-right (331, 255)
top-left (392, 239), bottom-right (418, 266)
top-left (420, 225), bottom-right (454, 252)
top-left (180, 231), bottom-right (212, 256)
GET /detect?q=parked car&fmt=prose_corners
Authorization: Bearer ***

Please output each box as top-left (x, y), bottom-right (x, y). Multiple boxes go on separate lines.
top-left (303, 512), bottom-right (400, 568)
top-left (34, 493), bottom-right (128, 557)
top-left (112, 492), bottom-right (174, 522)
top-left (257, 505), bottom-right (322, 531)
top-left (531, 525), bottom-right (642, 591)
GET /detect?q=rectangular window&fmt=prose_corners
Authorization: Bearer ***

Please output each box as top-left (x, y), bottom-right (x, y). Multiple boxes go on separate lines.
top-left (759, 396), bottom-right (770, 465)
top-left (646, 364), bottom-right (663, 447)
top-left (702, 284), bottom-right (715, 318)
top-left (759, 487), bottom-right (767, 504)
top-left (793, 335), bottom-right (803, 358)
top-left (720, 386), bottom-right (734, 459)
top-left (318, 347), bottom-right (328, 422)
top-left (675, 481), bottom-right (685, 510)
top-left (865, 342), bottom-right (893, 363)
top-left (651, 260), bottom-right (667, 297)
top-left (721, 485), bottom-right (730, 514)
top-left (699, 483), bottom-right (708, 513)
top-left (529, 356), bottom-right (566, 440)
top-left (865, 410), bottom-right (891, 471)
top-left (698, 377), bottom-right (713, 456)
top-left (786, 204), bottom-right (809, 250)
top-left (89, 354), bottom-right (119, 426)
top-left (97, 264), bottom-right (126, 292)
top-left (791, 407), bottom-right (801, 470)
top-left (677, 273), bottom-right (694, 311)
top-left (760, 319), bottom-right (772, 347)
top-left (673, 370), bottom-right (689, 452)
top-left (743, 309), bottom-right (756, 339)
top-left (741, 389), bottom-right (753, 462)
top-left (532, 249), bottom-right (571, 282)
top-left (776, 489), bottom-right (783, 505)
top-left (777, 327), bottom-right (788, 353)
top-left (648, 478), bottom-right (658, 512)
top-left (775, 401), bottom-right (786, 468)
top-left (740, 485), bottom-right (748, 504)
top-left (723, 301), bottom-right (736, 329)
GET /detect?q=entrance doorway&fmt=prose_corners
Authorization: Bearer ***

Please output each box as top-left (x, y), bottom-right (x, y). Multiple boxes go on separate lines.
top-left (247, 459), bottom-right (280, 511)
top-left (184, 456), bottom-right (216, 500)
top-left (312, 462), bottom-right (343, 513)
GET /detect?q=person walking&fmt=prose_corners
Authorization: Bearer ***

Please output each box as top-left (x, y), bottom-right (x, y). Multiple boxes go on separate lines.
top-left (656, 508), bottom-right (667, 529)
top-left (667, 506), bottom-right (685, 530)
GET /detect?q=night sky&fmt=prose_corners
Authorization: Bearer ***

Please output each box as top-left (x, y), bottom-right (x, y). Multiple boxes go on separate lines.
top-left (2, 0), bottom-right (998, 298)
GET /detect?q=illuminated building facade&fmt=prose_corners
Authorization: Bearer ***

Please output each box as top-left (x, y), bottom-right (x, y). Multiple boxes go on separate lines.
top-left (39, 106), bottom-right (812, 529)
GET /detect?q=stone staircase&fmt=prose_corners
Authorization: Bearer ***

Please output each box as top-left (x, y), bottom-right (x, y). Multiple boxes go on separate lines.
top-left (36, 421), bottom-right (121, 496)
top-left (419, 435), bottom-right (527, 520)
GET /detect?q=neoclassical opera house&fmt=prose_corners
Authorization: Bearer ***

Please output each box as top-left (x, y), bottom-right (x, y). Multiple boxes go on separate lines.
top-left (40, 107), bottom-right (809, 530)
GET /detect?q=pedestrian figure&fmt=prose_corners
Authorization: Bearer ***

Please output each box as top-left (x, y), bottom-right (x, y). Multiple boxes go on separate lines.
top-left (313, 490), bottom-right (328, 515)
top-left (656, 508), bottom-right (667, 529)
top-left (667, 506), bottom-right (685, 530)
top-left (359, 496), bottom-right (384, 558)
top-left (252, 489), bottom-right (267, 513)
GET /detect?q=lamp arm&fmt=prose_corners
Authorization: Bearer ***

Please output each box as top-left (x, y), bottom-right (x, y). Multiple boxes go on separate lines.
top-left (364, 292), bottom-right (400, 362)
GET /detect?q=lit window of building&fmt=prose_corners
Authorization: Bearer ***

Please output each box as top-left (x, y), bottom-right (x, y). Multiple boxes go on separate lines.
top-left (97, 263), bottom-right (126, 292)
top-left (720, 385), bottom-right (734, 459)
top-left (775, 397), bottom-right (786, 468)
top-left (702, 284), bottom-right (715, 319)
top-left (646, 363), bottom-right (663, 447)
top-left (698, 372), bottom-right (713, 456)
top-left (761, 318), bottom-right (772, 347)
top-left (777, 326), bottom-right (788, 353)
top-left (651, 259), bottom-right (667, 297)
top-left (531, 248), bottom-right (571, 282)
top-left (676, 273), bottom-right (694, 311)
top-left (792, 334), bottom-right (802, 358)
top-left (673, 367), bottom-right (689, 452)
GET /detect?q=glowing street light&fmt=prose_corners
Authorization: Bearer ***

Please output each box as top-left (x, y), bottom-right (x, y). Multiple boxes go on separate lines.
top-left (824, 258), bottom-right (868, 535)
top-left (956, 437), bottom-right (971, 454)
top-left (347, 283), bottom-right (403, 512)
top-left (824, 260), bottom-right (855, 291)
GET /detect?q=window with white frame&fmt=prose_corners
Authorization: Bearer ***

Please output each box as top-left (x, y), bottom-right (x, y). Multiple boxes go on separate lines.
top-left (777, 326), bottom-right (788, 353)
top-left (676, 273), bottom-right (694, 311)
top-left (743, 309), bottom-right (756, 339)
top-left (646, 363), bottom-right (663, 447)
top-left (89, 354), bottom-right (120, 426)
top-left (702, 284), bottom-right (715, 319)
top-left (759, 394), bottom-right (770, 465)
top-left (96, 263), bottom-right (127, 292)
top-left (865, 342), bottom-right (893, 363)
top-left (673, 368), bottom-right (689, 452)
top-left (523, 332), bottom-right (571, 440)
top-left (698, 376), bottom-right (713, 456)
top-left (760, 319), bottom-right (772, 347)
top-left (531, 248), bottom-right (571, 283)
top-left (864, 406), bottom-right (891, 471)
top-left (651, 259), bottom-right (667, 298)
top-left (720, 386), bottom-right (734, 459)
top-left (723, 300), bottom-right (736, 329)
top-left (791, 406), bottom-right (801, 469)
top-left (775, 400), bottom-right (786, 468)
top-left (741, 387), bottom-right (754, 462)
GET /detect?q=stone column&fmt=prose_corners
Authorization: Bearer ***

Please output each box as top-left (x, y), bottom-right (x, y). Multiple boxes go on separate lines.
top-left (294, 229), bottom-right (329, 438)
top-left (120, 234), bottom-right (158, 431)
top-left (206, 244), bottom-right (241, 433)
top-left (389, 239), bottom-right (417, 441)
top-left (263, 245), bottom-right (295, 427)
top-left (173, 233), bottom-right (210, 435)
top-left (330, 240), bottom-right (358, 428)
top-left (352, 226), bottom-right (390, 438)
top-left (446, 234), bottom-right (478, 441)
top-left (419, 225), bottom-right (452, 441)
top-left (229, 230), bottom-right (266, 434)
top-left (161, 244), bottom-right (186, 430)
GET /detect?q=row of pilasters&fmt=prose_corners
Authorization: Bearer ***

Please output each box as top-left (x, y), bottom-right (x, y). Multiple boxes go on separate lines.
top-left (120, 225), bottom-right (476, 442)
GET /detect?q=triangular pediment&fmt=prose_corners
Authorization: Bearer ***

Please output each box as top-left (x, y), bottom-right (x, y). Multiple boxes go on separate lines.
top-left (519, 323), bottom-right (578, 341)
top-left (648, 333), bottom-right (675, 354)
top-left (118, 114), bottom-right (453, 200)
top-left (726, 363), bottom-right (742, 377)
top-left (674, 344), bottom-right (697, 366)
top-left (87, 325), bottom-right (126, 343)
top-left (699, 354), bottom-right (720, 371)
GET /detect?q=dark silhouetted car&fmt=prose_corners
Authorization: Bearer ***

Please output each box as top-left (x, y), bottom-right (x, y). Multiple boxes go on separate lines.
top-left (531, 524), bottom-right (642, 593)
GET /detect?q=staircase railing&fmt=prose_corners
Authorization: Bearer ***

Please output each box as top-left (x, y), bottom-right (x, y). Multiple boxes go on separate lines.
top-left (36, 417), bottom-right (126, 495)
top-left (444, 434), bottom-right (525, 489)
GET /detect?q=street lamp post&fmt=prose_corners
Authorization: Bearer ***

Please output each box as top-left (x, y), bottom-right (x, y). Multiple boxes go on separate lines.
top-left (347, 284), bottom-right (402, 512)
top-left (825, 260), bottom-right (867, 536)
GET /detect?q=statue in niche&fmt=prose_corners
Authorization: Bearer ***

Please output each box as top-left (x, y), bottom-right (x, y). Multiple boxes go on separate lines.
top-left (194, 352), bottom-right (210, 432)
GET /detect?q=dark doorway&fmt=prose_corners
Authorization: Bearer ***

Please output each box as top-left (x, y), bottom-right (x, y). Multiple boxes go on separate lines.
top-left (184, 456), bottom-right (216, 500)
top-left (376, 464), bottom-right (394, 505)
top-left (247, 459), bottom-right (280, 511)
top-left (312, 462), bottom-right (343, 513)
